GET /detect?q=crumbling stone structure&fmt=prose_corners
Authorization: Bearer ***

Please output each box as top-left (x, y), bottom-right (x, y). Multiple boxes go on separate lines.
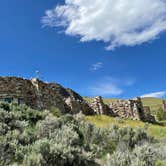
top-left (90, 97), bottom-right (155, 123)
top-left (110, 97), bottom-right (155, 122)
top-left (109, 98), bottom-right (142, 120)
top-left (90, 96), bottom-right (115, 116)
top-left (143, 106), bottom-right (155, 122)
top-left (163, 100), bottom-right (166, 112)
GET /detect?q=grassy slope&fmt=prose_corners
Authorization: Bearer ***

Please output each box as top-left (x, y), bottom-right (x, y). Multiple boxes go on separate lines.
top-left (141, 97), bottom-right (163, 111)
top-left (84, 97), bottom-right (119, 104)
top-left (86, 115), bottom-right (166, 139)
top-left (85, 97), bottom-right (165, 139)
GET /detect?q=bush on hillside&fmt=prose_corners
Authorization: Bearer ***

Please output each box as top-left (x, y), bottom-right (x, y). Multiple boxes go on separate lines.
top-left (0, 101), bottom-right (165, 166)
top-left (107, 144), bottom-right (158, 166)
top-left (156, 108), bottom-right (166, 121)
top-left (50, 106), bottom-right (62, 117)
top-left (109, 125), bottom-right (155, 150)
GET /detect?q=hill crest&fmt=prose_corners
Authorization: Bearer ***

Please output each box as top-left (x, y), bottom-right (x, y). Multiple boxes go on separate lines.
top-left (0, 76), bottom-right (156, 122)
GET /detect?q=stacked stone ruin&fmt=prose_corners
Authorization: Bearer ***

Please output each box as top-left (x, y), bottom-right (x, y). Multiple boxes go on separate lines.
top-left (89, 96), bottom-right (115, 116)
top-left (163, 100), bottom-right (166, 112)
top-left (0, 77), bottom-right (155, 122)
top-left (109, 98), bottom-right (155, 122)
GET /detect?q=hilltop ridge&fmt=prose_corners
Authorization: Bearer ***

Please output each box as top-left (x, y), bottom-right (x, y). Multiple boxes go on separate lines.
top-left (0, 76), bottom-right (156, 122)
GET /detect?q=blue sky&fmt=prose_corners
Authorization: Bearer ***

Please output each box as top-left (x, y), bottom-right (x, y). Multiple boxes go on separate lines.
top-left (0, 0), bottom-right (166, 98)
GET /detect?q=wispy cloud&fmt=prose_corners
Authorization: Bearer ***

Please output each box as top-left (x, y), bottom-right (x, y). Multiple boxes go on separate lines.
top-left (124, 78), bottom-right (136, 86)
top-left (141, 91), bottom-right (166, 98)
top-left (90, 62), bottom-right (103, 71)
top-left (42, 0), bottom-right (166, 50)
top-left (89, 76), bottom-right (134, 97)
top-left (90, 82), bottom-right (123, 96)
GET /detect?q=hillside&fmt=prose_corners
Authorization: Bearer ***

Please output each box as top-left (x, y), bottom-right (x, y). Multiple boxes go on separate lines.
top-left (141, 97), bottom-right (163, 111)
top-left (1, 102), bottom-right (166, 165)
top-left (0, 77), bottom-right (158, 123)
top-left (86, 115), bottom-right (166, 139)
top-left (84, 97), bottom-right (119, 104)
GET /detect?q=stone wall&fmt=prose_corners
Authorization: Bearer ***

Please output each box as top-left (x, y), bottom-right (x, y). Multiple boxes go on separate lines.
top-left (143, 106), bottom-right (155, 122)
top-left (89, 96), bottom-right (115, 116)
top-left (110, 98), bottom-right (155, 122)
top-left (109, 98), bottom-right (141, 120)
top-left (89, 96), bottom-right (155, 122)
top-left (163, 100), bottom-right (166, 112)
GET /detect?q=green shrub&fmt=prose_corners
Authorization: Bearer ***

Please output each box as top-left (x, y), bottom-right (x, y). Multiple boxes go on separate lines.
top-left (157, 108), bottom-right (166, 121)
top-left (106, 144), bottom-right (159, 166)
top-left (131, 144), bottom-right (158, 166)
top-left (50, 107), bottom-right (62, 117)
top-left (24, 129), bottom-right (95, 166)
top-left (156, 160), bottom-right (166, 166)
top-left (109, 126), bottom-right (154, 150)
top-left (36, 115), bottom-right (60, 138)
top-left (107, 150), bottom-right (131, 166)
top-left (23, 152), bottom-right (41, 166)
top-left (0, 102), bottom-right (165, 166)
top-left (115, 117), bottom-right (125, 124)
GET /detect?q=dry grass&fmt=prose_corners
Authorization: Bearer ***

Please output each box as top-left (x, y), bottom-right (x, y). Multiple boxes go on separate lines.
top-left (86, 115), bottom-right (166, 139)
top-left (141, 97), bottom-right (163, 111)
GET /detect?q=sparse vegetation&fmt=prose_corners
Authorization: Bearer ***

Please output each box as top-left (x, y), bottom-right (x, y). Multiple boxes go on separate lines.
top-left (141, 97), bottom-right (163, 112)
top-left (86, 115), bottom-right (166, 139)
top-left (50, 106), bottom-right (63, 117)
top-left (157, 108), bottom-right (166, 121)
top-left (0, 102), bottom-right (166, 166)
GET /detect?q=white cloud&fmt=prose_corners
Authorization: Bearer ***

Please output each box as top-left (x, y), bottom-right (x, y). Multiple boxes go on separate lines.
top-left (124, 78), bottom-right (136, 86)
top-left (91, 83), bottom-right (123, 96)
top-left (90, 62), bottom-right (103, 71)
top-left (89, 76), bottom-right (134, 96)
top-left (42, 0), bottom-right (166, 50)
top-left (141, 91), bottom-right (166, 98)
top-left (90, 82), bottom-right (123, 96)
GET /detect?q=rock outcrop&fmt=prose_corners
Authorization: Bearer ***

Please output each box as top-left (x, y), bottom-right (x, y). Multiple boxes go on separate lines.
top-left (44, 82), bottom-right (94, 115)
top-left (0, 77), bottom-right (69, 113)
top-left (0, 77), bottom-right (93, 115)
